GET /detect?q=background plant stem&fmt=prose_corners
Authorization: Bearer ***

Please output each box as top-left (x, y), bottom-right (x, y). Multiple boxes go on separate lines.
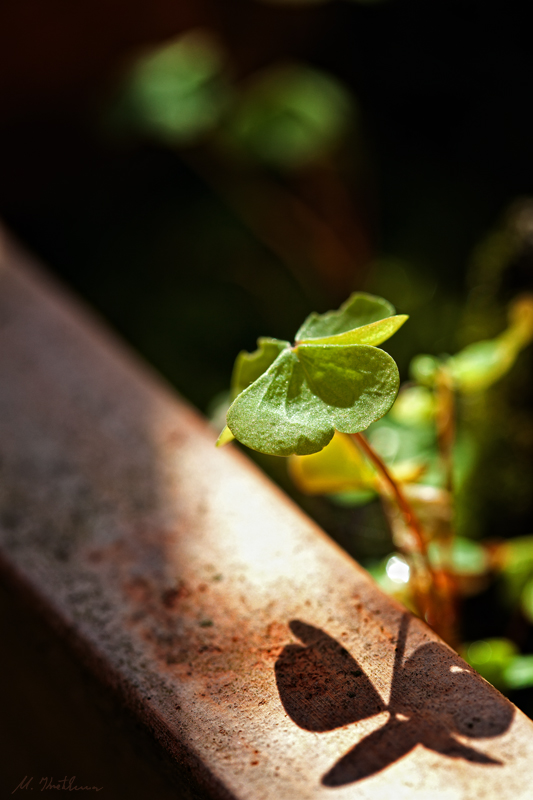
top-left (352, 432), bottom-right (458, 648)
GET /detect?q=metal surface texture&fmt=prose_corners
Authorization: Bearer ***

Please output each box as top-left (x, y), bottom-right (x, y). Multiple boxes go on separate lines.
top-left (1, 227), bottom-right (533, 798)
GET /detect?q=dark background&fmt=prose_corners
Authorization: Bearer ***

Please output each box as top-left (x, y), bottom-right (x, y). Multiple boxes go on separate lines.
top-left (2, 0), bottom-right (533, 410)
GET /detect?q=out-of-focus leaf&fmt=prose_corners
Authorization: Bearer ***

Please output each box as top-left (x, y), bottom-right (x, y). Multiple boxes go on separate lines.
top-left (429, 536), bottom-right (488, 576)
top-left (231, 337), bottom-right (290, 399)
top-left (451, 431), bottom-right (478, 492)
top-left (502, 655), bottom-right (533, 690)
top-left (452, 537), bottom-right (488, 575)
top-left (448, 293), bottom-right (533, 394)
top-left (288, 431), bottom-right (377, 494)
top-left (390, 385), bottom-right (436, 426)
top-left (366, 415), bottom-right (439, 479)
top-left (521, 577), bottom-right (533, 624)
top-left (497, 536), bottom-right (533, 608)
top-left (505, 294), bottom-right (533, 350)
top-left (448, 339), bottom-right (515, 393)
top-left (320, 458), bottom-right (424, 508)
top-left (109, 30), bottom-right (229, 144)
top-left (328, 489), bottom-right (377, 506)
top-left (463, 638), bottom-right (518, 690)
top-left (409, 354), bottom-right (441, 387)
top-left (220, 63), bottom-right (354, 169)
top-left (389, 460), bottom-right (427, 483)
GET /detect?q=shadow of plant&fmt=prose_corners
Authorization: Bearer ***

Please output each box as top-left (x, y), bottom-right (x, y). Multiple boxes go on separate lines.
top-left (275, 615), bottom-right (514, 786)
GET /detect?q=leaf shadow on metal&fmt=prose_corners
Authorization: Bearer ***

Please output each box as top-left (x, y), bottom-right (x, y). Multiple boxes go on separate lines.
top-left (275, 615), bottom-right (515, 787)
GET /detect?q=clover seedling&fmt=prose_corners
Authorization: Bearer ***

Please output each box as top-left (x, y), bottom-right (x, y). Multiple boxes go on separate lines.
top-left (217, 293), bottom-right (408, 457)
top-left (218, 293), bottom-right (458, 641)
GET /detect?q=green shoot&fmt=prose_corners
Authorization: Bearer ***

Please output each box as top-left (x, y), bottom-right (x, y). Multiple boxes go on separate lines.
top-left (218, 292), bottom-right (407, 456)
top-left (219, 291), bottom-right (466, 643)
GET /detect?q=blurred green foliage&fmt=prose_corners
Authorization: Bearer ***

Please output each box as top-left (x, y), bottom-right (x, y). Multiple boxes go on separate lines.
top-left (463, 638), bottom-right (519, 690)
top-left (107, 32), bottom-right (355, 173)
top-left (106, 31), bottom-right (230, 144)
top-left (219, 64), bottom-right (354, 169)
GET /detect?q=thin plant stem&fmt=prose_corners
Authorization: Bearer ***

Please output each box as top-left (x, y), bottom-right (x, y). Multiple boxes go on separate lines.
top-left (352, 432), bottom-right (458, 647)
top-left (352, 432), bottom-right (429, 557)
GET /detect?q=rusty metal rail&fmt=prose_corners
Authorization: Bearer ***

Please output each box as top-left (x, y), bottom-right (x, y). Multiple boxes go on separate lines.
top-left (1, 227), bottom-right (533, 798)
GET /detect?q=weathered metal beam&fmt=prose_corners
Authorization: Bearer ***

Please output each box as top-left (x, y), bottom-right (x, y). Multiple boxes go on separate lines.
top-left (1, 226), bottom-right (533, 799)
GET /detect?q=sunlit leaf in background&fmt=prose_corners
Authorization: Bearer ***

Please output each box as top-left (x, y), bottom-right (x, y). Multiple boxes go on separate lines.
top-left (429, 536), bottom-right (488, 576)
top-left (448, 339), bottom-right (516, 393)
top-left (505, 294), bottom-right (533, 349)
top-left (496, 536), bottom-right (533, 608)
top-left (520, 577), bottom-right (533, 624)
top-left (407, 295), bottom-right (533, 396)
top-left (463, 638), bottom-right (518, 690)
top-left (107, 30), bottom-right (230, 144)
top-left (390, 385), bottom-right (436, 426)
top-left (365, 415), bottom-right (440, 481)
top-left (409, 354), bottom-right (441, 387)
top-left (219, 63), bottom-right (354, 169)
top-left (429, 534), bottom-right (490, 598)
top-left (388, 460), bottom-right (427, 484)
top-left (502, 656), bottom-right (533, 690)
top-left (465, 639), bottom-right (533, 693)
top-left (450, 431), bottom-right (478, 494)
top-left (448, 294), bottom-right (533, 393)
top-left (288, 431), bottom-right (377, 494)
top-left (289, 427), bottom-right (426, 497)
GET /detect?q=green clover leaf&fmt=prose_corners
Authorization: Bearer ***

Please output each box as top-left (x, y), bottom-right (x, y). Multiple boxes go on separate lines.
top-left (231, 337), bottom-right (290, 399)
top-left (295, 292), bottom-right (407, 345)
top-left (226, 343), bottom-right (399, 456)
top-left (227, 347), bottom-right (332, 456)
top-left (220, 292), bottom-right (405, 456)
